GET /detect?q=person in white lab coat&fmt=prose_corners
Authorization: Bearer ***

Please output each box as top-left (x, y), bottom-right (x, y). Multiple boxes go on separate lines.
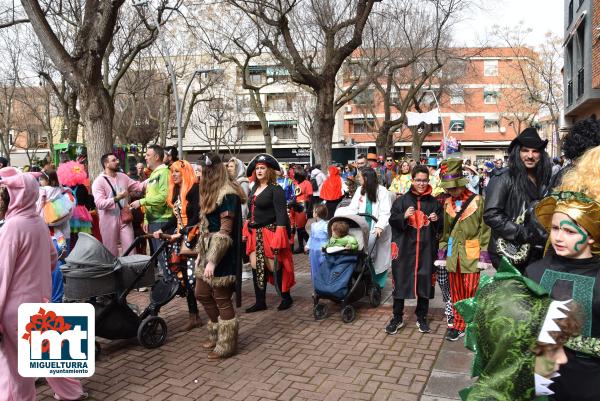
top-left (336, 167), bottom-right (392, 288)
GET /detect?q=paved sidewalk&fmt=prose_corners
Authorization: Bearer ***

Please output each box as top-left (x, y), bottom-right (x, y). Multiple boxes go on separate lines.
top-left (37, 254), bottom-right (472, 401)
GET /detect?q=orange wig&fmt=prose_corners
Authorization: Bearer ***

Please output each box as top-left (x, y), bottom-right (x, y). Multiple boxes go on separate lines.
top-left (167, 160), bottom-right (198, 227)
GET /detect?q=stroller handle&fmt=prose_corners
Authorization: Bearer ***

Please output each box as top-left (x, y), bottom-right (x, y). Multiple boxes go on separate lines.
top-left (122, 233), bottom-right (172, 256)
top-left (357, 212), bottom-right (378, 223)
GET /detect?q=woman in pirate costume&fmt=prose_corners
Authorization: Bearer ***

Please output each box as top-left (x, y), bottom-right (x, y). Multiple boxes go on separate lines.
top-left (194, 153), bottom-right (245, 360)
top-left (243, 154), bottom-right (296, 312)
top-left (525, 145), bottom-right (600, 400)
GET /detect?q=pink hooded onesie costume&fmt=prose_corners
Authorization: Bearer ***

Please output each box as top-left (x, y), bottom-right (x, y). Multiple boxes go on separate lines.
top-left (0, 168), bottom-right (85, 401)
top-left (91, 172), bottom-right (144, 256)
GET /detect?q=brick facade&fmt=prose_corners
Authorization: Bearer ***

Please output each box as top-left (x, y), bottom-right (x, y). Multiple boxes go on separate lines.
top-left (592, 0), bottom-right (600, 88)
top-left (343, 48), bottom-right (536, 158)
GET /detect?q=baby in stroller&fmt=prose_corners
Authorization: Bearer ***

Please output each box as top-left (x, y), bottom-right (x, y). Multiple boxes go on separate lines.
top-left (325, 220), bottom-right (358, 253)
top-left (312, 214), bottom-right (382, 323)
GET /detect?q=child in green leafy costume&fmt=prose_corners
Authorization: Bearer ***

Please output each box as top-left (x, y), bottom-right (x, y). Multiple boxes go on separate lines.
top-left (455, 258), bottom-right (582, 401)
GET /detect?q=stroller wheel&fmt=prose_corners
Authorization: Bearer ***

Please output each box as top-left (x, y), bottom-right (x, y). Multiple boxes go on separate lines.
top-left (137, 316), bottom-right (168, 349)
top-left (341, 305), bottom-right (357, 324)
top-left (368, 286), bottom-right (382, 307)
top-left (313, 303), bottom-right (328, 320)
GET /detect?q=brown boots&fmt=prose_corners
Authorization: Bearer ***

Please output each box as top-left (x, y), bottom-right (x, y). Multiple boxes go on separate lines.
top-left (200, 321), bottom-right (218, 349)
top-left (204, 317), bottom-right (239, 360)
top-left (183, 312), bottom-right (202, 331)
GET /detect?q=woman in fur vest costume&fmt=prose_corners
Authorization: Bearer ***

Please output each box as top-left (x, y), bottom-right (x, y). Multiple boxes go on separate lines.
top-left (195, 153), bottom-right (246, 360)
top-left (243, 154), bottom-right (296, 312)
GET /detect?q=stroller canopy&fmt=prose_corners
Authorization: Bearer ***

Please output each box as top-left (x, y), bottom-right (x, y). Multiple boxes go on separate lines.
top-left (65, 232), bottom-right (115, 268)
top-left (327, 214), bottom-right (369, 251)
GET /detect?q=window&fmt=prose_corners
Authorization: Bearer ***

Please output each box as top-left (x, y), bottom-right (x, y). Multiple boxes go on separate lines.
top-left (248, 73), bottom-right (262, 85)
top-left (484, 119), bottom-right (500, 132)
top-left (236, 95), bottom-right (251, 113)
top-left (267, 94), bottom-right (295, 112)
top-left (450, 120), bottom-right (465, 132)
top-left (209, 98), bottom-right (224, 110)
top-left (352, 119), bottom-right (375, 133)
top-left (484, 90), bottom-right (499, 104)
top-left (390, 88), bottom-right (399, 104)
top-left (353, 89), bottom-right (374, 105)
top-left (450, 86), bottom-right (464, 104)
top-left (270, 124), bottom-right (297, 140)
top-left (483, 60), bottom-right (498, 76)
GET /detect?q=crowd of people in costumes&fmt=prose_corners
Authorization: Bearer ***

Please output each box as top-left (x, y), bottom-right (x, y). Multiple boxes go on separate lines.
top-left (4, 114), bottom-right (600, 400)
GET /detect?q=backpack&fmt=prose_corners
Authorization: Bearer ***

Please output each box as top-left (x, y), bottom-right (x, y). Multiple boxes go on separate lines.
top-left (310, 178), bottom-right (319, 192)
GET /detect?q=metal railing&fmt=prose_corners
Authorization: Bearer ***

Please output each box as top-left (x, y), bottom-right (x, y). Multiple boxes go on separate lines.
top-left (577, 68), bottom-right (585, 98)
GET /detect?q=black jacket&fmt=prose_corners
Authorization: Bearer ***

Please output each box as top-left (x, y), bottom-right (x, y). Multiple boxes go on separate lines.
top-left (483, 169), bottom-right (548, 266)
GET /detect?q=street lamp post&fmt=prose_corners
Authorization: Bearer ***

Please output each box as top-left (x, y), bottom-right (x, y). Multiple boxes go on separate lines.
top-left (132, 0), bottom-right (183, 159)
top-left (423, 89), bottom-right (448, 159)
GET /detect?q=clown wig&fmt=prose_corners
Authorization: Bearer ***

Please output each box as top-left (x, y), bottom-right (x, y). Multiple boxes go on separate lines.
top-left (167, 160), bottom-right (198, 227)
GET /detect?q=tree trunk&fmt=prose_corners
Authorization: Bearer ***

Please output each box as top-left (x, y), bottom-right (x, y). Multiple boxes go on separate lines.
top-left (411, 128), bottom-right (426, 160)
top-left (312, 84), bottom-right (336, 166)
top-left (376, 123), bottom-right (396, 157)
top-left (67, 91), bottom-right (80, 143)
top-left (80, 84), bottom-right (114, 178)
top-left (249, 90), bottom-right (272, 154)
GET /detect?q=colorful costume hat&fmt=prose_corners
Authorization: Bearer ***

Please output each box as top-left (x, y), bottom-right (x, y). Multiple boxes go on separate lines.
top-left (535, 191), bottom-right (600, 255)
top-left (455, 258), bottom-right (573, 401)
top-left (246, 153), bottom-right (281, 177)
top-left (438, 158), bottom-right (469, 189)
top-left (426, 157), bottom-right (438, 167)
top-left (509, 127), bottom-right (548, 152)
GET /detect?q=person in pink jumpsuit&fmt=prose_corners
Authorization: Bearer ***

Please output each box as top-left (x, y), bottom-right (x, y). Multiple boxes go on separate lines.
top-left (0, 167), bottom-right (86, 401)
top-left (91, 154), bottom-right (145, 256)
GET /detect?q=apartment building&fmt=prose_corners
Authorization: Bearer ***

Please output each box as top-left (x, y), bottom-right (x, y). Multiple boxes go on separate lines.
top-left (342, 48), bottom-right (542, 162)
top-left (177, 56), bottom-right (349, 164)
top-left (563, 0), bottom-right (600, 123)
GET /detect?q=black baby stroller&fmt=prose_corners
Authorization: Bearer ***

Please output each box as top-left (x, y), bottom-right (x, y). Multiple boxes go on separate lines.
top-left (312, 213), bottom-right (382, 323)
top-left (62, 233), bottom-right (180, 351)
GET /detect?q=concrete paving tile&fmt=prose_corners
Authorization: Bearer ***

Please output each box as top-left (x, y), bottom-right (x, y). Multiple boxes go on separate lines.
top-left (432, 350), bottom-right (473, 374)
top-left (422, 371), bottom-right (474, 399)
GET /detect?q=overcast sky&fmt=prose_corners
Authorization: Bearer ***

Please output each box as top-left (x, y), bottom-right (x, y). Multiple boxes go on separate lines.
top-left (453, 0), bottom-right (564, 46)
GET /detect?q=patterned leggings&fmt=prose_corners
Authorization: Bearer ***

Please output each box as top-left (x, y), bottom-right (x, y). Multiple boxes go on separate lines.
top-left (436, 265), bottom-right (454, 327)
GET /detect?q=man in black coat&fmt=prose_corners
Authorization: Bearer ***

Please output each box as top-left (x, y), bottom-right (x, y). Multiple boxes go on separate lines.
top-left (386, 165), bottom-right (442, 335)
top-left (483, 127), bottom-right (552, 271)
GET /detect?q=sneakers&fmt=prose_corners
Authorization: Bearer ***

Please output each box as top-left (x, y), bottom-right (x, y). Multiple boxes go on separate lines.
top-left (445, 328), bottom-right (465, 341)
top-left (416, 318), bottom-right (431, 333)
top-left (385, 316), bottom-right (404, 334)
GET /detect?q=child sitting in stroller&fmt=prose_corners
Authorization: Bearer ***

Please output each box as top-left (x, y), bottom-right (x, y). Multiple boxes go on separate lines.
top-left (326, 220), bottom-right (358, 252)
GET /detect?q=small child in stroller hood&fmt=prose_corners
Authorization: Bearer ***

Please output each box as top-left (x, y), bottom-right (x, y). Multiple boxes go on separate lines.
top-left (326, 221), bottom-right (358, 253)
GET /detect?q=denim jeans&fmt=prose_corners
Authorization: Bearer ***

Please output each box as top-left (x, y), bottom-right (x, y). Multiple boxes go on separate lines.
top-left (148, 221), bottom-right (169, 276)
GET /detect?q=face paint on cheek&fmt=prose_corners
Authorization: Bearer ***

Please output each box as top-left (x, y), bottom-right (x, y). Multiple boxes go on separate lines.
top-left (560, 220), bottom-right (588, 252)
top-left (535, 355), bottom-right (557, 378)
